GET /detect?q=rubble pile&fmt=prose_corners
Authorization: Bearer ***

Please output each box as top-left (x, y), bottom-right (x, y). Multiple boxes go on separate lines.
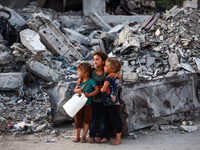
top-left (0, 1), bottom-right (200, 135)
top-left (112, 7), bottom-right (200, 82)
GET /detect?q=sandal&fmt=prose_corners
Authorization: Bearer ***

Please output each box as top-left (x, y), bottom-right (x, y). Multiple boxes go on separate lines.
top-left (88, 138), bottom-right (95, 143)
top-left (100, 138), bottom-right (110, 143)
top-left (95, 138), bottom-right (102, 143)
top-left (81, 138), bottom-right (87, 143)
top-left (110, 139), bottom-right (122, 145)
top-left (73, 137), bottom-right (80, 143)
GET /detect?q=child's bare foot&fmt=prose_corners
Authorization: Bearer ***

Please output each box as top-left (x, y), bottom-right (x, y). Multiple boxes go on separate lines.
top-left (95, 138), bottom-right (102, 143)
top-left (110, 139), bottom-right (122, 145)
top-left (81, 138), bottom-right (87, 143)
top-left (100, 138), bottom-right (110, 143)
top-left (88, 137), bottom-right (95, 143)
top-left (72, 137), bottom-right (80, 143)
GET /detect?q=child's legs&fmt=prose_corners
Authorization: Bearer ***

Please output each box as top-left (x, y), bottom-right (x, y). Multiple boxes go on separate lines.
top-left (97, 102), bottom-right (106, 138)
top-left (104, 107), bottom-right (112, 140)
top-left (82, 124), bottom-right (89, 139)
top-left (105, 105), bottom-right (123, 139)
top-left (89, 101), bottom-right (98, 138)
top-left (82, 105), bottom-right (92, 138)
top-left (76, 128), bottom-right (81, 138)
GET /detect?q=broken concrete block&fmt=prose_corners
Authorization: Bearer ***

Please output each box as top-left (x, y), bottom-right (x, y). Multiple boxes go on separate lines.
top-left (168, 53), bottom-right (179, 70)
top-left (0, 117), bottom-right (7, 130)
top-left (108, 24), bottom-right (125, 35)
top-left (27, 13), bottom-right (83, 60)
top-left (20, 29), bottom-right (46, 55)
top-left (83, 0), bottom-right (105, 16)
top-left (165, 71), bottom-right (178, 77)
top-left (179, 63), bottom-right (195, 72)
top-left (183, 1), bottom-right (198, 9)
top-left (89, 13), bottom-right (112, 31)
top-left (95, 31), bottom-right (115, 41)
top-left (180, 125), bottom-right (198, 132)
top-left (195, 58), bottom-right (200, 70)
top-left (0, 73), bottom-right (25, 90)
top-left (164, 5), bottom-right (181, 20)
top-left (62, 28), bottom-right (90, 46)
top-left (146, 57), bottom-right (155, 67)
top-left (29, 60), bottom-right (62, 82)
top-left (35, 124), bottom-right (47, 132)
top-left (123, 72), bottom-right (138, 82)
top-left (0, 52), bottom-right (11, 65)
top-left (122, 73), bottom-right (200, 131)
top-left (90, 39), bottom-right (105, 51)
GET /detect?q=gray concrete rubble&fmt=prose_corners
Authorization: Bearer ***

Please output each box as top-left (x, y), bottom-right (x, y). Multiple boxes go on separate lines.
top-left (122, 73), bottom-right (200, 132)
top-left (28, 60), bottom-right (63, 82)
top-left (19, 29), bottom-right (46, 55)
top-left (1, 1), bottom-right (200, 135)
top-left (0, 73), bottom-right (25, 90)
top-left (27, 13), bottom-right (84, 61)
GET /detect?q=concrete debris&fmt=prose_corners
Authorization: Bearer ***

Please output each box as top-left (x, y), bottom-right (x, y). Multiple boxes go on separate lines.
top-left (180, 125), bottom-right (198, 132)
top-left (0, 73), bottom-right (25, 90)
top-left (28, 60), bottom-right (62, 82)
top-left (183, 0), bottom-right (198, 9)
top-left (1, 1), bottom-right (200, 136)
top-left (0, 117), bottom-right (7, 130)
top-left (20, 29), bottom-right (46, 55)
top-left (0, 52), bottom-right (11, 65)
top-left (27, 13), bottom-right (84, 61)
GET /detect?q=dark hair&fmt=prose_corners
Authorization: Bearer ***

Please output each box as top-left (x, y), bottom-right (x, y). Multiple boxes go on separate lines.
top-left (77, 62), bottom-right (92, 77)
top-left (92, 50), bottom-right (108, 61)
top-left (106, 57), bottom-right (121, 73)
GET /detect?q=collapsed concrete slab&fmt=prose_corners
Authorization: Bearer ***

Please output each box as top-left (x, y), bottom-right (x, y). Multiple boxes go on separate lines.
top-left (122, 73), bottom-right (200, 132)
top-left (0, 73), bottom-right (25, 90)
top-left (27, 13), bottom-right (84, 61)
top-left (58, 15), bottom-right (151, 28)
top-left (28, 60), bottom-right (62, 82)
top-left (20, 29), bottom-right (47, 55)
top-left (43, 73), bottom-right (200, 134)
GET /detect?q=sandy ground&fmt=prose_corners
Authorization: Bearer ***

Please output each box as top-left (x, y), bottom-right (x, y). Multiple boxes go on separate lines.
top-left (1, 122), bottom-right (200, 150)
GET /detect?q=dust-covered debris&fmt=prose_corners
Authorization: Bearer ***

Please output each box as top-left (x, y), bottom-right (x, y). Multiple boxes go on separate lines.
top-left (0, 1), bottom-right (200, 136)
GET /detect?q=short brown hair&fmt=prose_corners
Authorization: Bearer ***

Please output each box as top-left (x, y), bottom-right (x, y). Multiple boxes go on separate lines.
top-left (106, 57), bottom-right (121, 73)
top-left (77, 62), bottom-right (92, 77)
top-left (93, 50), bottom-right (108, 62)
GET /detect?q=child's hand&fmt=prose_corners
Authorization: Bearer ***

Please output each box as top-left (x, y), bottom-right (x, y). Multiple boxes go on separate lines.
top-left (77, 89), bottom-right (83, 96)
top-left (108, 73), bottom-right (117, 79)
top-left (84, 92), bottom-right (89, 98)
top-left (108, 73), bottom-right (121, 79)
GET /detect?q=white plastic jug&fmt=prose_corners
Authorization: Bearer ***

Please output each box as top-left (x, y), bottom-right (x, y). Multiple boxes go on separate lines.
top-left (63, 93), bottom-right (88, 118)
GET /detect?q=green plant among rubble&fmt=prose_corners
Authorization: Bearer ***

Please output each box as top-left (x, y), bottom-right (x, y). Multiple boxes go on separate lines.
top-left (154, 0), bottom-right (185, 11)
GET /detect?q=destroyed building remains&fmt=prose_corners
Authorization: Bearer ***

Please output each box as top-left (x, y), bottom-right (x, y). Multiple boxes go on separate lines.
top-left (1, 0), bottom-right (200, 135)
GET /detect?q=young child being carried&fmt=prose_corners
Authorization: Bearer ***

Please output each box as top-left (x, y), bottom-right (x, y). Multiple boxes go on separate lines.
top-left (100, 57), bottom-right (123, 145)
top-left (73, 62), bottom-right (99, 143)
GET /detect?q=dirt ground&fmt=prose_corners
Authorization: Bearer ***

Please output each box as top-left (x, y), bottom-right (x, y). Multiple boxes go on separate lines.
top-left (1, 122), bottom-right (200, 150)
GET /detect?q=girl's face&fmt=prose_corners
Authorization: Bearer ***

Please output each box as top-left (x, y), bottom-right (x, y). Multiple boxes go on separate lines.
top-left (93, 55), bottom-right (104, 68)
top-left (104, 61), bottom-right (114, 74)
top-left (77, 69), bottom-right (85, 78)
